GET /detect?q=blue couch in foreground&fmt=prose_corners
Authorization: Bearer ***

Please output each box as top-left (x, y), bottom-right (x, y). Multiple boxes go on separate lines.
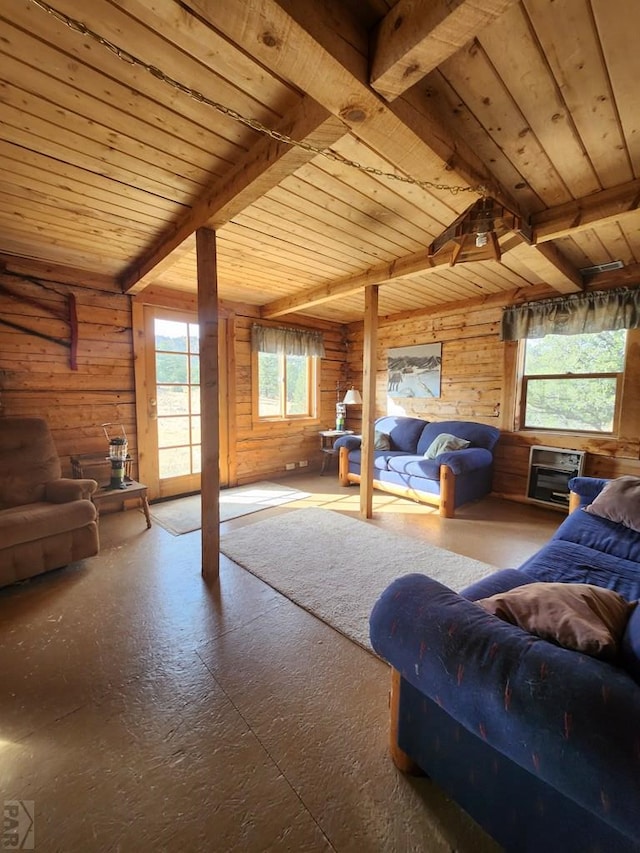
top-left (335, 416), bottom-right (500, 518)
top-left (369, 476), bottom-right (640, 853)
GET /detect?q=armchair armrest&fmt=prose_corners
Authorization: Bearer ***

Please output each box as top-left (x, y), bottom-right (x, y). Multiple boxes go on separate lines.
top-left (370, 573), bottom-right (640, 841)
top-left (45, 478), bottom-right (98, 503)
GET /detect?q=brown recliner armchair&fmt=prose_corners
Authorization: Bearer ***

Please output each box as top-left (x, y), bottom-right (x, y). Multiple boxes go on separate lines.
top-left (0, 417), bottom-right (99, 588)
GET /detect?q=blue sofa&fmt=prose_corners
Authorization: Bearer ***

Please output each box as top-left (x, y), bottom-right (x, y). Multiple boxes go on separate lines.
top-left (369, 476), bottom-right (640, 853)
top-left (334, 416), bottom-right (500, 518)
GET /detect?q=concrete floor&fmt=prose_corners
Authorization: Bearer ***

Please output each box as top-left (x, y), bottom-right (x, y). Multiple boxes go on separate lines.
top-left (0, 475), bottom-right (563, 852)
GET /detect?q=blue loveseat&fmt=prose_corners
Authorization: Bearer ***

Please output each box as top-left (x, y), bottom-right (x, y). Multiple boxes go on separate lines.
top-left (334, 416), bottom-right (500, 518)
top-left (369, 476), bottom-right (640, 853)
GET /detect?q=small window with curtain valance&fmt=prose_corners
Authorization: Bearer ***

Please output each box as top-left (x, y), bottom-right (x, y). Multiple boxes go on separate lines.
top-left (251, 324), bottom-right (324, 421)
top-left (502, 288), bottom-right (640, 434)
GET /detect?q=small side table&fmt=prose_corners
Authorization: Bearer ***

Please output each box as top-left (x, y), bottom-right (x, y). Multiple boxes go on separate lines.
top-left (319, 430), bottom-right (354, 475)
top-left (91, 479), bottom-right (152, 529)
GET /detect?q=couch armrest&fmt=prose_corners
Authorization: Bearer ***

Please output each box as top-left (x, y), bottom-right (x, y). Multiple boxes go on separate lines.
top-left (333, 434), bottom-right (361, 452)
top-left (436, 446), bottom-right (493, 474)
top-left (568, 476), bottom-right (609, 508)
top-left (45, 478), bottom-right (98, 503)
top-left (370, 573), bottom-right (640, 841)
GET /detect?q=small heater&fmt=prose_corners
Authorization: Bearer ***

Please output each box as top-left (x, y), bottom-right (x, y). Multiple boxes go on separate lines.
top-left (102, 423), bottom-right (129, 489)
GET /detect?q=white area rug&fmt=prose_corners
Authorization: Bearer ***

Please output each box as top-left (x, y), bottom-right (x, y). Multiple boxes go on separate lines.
top-left (150, 481), bottom-right (310, 535)
top-left (220, 507), bottom-right (497, 652)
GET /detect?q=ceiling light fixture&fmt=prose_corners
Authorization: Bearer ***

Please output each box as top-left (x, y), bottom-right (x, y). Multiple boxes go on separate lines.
top-left (428, 196), bottom-right (533, 266)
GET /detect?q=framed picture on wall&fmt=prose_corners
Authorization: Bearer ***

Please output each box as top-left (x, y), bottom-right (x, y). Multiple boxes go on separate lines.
top-left (387, 343), bottom-right (442, 398)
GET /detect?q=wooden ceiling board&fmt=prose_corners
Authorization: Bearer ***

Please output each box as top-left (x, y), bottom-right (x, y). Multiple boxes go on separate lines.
top-left (1, 0), bottom-right (639, 323)
top-left (1, 4), bottom-right (257, 154)
top-left (278, 168), bottom-right (434, 253)
top-left (477, 3), bottom-right (601, 199)
top-left (592, 0), bottom-right (640, 176)
top-left (0, 33), bottom-right (229, 176)
top-left (591, 221), bottom-right (637, 267)
top-left (523, 0), bottom-right (633, 190)
top-left (400, 75), bottom-right (546, 214)
top-left (438, 42), bottom-right (573, 207)
top-left (258, 180), bottom-right (419, 259)
top-left (314, 133), bottom-right (465, 228)
top-left (295, 161), bottom-right (444, 249)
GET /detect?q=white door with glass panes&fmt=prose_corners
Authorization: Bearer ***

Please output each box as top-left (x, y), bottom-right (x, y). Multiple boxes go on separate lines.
top-left (136, 305), bottom-right (229, 499)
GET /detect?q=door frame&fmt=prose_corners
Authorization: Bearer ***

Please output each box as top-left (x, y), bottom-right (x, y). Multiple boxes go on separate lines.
top-left (132, 294), bottom-right (233, 501)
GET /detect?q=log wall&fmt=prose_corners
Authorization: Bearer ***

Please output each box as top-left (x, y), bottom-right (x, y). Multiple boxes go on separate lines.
top-left (0, 273), bottom-right (346, 484)
top-left (0, 271), bottom-right (137, 476)
top-left (2, 266), bottom-right (637, 504)
top-left (346, 292), bottom-right (640, 504)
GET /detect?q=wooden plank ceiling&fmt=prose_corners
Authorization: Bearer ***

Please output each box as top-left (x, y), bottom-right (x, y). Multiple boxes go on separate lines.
top-left (1, 0), bottom-right (640, 322)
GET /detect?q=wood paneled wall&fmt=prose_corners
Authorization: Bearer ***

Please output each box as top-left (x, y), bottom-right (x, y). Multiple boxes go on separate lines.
top-left (0, 273), bottom-right (346, 485)
top-left (0, 271), bottom-right (137, 476)
top-left (2, 267), bottom-right (637, 504)
top-left (346, 291), bottom-right (640, 504)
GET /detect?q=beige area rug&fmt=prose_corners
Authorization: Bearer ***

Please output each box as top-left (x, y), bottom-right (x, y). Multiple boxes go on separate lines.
top-left (220, 507), bottom-right (497, 652)
top-left (150, 481), bottom-right (311, 535)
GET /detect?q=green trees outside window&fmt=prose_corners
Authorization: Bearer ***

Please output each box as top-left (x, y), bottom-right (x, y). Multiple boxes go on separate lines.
top-left (522, 330), bottom-right (626, 432)
top-left (257, 352), bottom-right (314, 419)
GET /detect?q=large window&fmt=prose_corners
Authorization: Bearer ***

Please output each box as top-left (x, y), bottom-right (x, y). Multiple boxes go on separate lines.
top-left (257, 351), bottom-right (317, 419)
top-left (520, 329), bottom-right (627, 433)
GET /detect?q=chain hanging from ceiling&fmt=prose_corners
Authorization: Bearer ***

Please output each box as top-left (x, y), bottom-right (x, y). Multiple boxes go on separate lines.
top-left (28, 0), bottom-right (481, 198)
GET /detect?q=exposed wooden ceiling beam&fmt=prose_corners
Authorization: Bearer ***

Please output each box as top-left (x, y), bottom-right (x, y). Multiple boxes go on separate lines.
top-left (532, 178), bottom-right (640, 242)
top-left (120, 97), bottom-right (348, 294)
top-left (0, 253), bottom-right (118, 292)
top-left (370, 0), bottom-right (519, 101)
top-left (183, 0), bottom-right (513, 207)
top-left (506, 241), bottom-right (583, 294)
top-left (261, 248), bottom-right (442, 318)
top-left (262, 227), bottom-right (585, 318)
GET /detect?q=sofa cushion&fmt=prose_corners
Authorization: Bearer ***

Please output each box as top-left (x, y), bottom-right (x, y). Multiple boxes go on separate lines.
top-left (386, 455), bottom-right (441, 480)
top-left (347, 449), bottom-right (406, 472)
top-left (416, 420), bottom-right (500, 456)
top-left (476, 582), bottom-right (636, 661)
top-left (0, 500), bottom-right (97, 549)
top-left (374, 416), bottom-right (428, 453)
top-left (585, 476), bottom-right (640, 533)
top-left (423, 433), bottom-right (471, 459)
top-left (517, 538), bottom-right (640, 601)
top-left (552, 503), bottom-right (640, 564)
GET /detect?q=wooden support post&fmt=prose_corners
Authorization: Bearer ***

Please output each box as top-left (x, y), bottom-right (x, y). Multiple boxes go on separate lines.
top-left (439, 464), bottom-right (455, 518)
top-left (360, 285), bottom-right (379, 519)
top-left (389, 668), bottom-right (425, 775)
top-left (196, 227), bottom-right (220, 584)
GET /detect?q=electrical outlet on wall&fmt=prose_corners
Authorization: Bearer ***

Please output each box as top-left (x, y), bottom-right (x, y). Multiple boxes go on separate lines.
top-left (298, 460), bottom-right (308, 467)
top-left (285, 462), bottom-right (296, 470)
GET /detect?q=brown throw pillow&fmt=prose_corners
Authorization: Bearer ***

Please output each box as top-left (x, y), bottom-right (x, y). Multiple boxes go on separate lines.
top-left (584, 476), bottom-right (640, 533)
top-left (476, 582), bottom-right (636, 661)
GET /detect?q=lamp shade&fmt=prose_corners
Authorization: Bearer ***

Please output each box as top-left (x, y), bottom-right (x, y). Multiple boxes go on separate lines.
top-left (343, 387), bottom-right (362, 405)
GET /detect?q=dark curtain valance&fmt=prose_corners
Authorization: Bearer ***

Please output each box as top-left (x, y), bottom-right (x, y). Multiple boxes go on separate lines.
top-left (501, 287), bottom-right (640, 341)
top-left (251, 324), bottom-right (325, 357)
